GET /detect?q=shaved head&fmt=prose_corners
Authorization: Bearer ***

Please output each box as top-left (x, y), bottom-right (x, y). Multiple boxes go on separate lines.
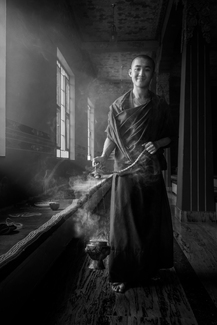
top-left (131, 55), bottom-right (155, 72)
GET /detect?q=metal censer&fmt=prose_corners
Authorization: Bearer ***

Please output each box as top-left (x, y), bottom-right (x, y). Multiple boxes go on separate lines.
top-left (85, 240), bottom-right (110, 270)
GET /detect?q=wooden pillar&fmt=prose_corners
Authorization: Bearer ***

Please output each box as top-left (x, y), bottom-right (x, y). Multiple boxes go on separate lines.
top-left (176, 0), bottom-right (215, 222)
top-left (156, 72), bottom-right (172, 191)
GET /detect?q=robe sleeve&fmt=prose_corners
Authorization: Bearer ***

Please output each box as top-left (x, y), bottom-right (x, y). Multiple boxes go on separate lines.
top-left (105, 107), bottom-right (113, 141)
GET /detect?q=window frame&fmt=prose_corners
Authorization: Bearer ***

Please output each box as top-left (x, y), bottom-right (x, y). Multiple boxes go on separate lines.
top-left (87, 98), bottom-right (95, 161)
top-left (56, 49), bottom-right (75, 160)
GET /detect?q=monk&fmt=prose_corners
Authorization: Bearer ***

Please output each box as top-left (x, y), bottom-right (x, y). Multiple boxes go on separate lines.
top-left (93, 55), bottom-right (174, 293)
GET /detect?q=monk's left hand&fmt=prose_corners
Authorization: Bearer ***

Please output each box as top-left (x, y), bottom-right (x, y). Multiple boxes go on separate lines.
top-left (143, 141), bottom-right (159, 155)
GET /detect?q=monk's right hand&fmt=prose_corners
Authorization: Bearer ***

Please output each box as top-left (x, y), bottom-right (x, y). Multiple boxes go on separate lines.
top-left (92, 156), bottom-right (106, 167)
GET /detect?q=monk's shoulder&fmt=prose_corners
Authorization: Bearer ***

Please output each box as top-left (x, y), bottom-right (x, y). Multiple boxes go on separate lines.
top-left (110, 90), bottom-right (131, 113)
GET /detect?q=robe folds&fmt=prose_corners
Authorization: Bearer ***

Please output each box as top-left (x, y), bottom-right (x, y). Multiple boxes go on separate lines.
top-left (106, 90), bottom-right (174, 284)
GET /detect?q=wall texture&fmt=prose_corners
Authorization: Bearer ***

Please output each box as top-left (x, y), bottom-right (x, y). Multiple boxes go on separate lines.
top-left (0, 0), bottom-right (95, 207)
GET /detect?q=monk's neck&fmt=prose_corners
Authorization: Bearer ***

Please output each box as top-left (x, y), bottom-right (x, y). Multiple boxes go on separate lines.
top-left (133, 88), bottom-right (150, 99)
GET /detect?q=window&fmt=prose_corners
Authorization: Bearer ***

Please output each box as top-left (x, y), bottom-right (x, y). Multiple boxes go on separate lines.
top-left (87, 98), bottom-right (94, 160)
top-left (56, 49), bottom-right (75, 159)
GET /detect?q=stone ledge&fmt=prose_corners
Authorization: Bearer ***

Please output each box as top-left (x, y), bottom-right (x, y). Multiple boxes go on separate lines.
top-left (0, 175), bottom-right (112, 311)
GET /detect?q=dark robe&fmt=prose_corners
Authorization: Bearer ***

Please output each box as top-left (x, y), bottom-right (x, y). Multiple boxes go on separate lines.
top-left (106, 90), bottom-right (174, 284)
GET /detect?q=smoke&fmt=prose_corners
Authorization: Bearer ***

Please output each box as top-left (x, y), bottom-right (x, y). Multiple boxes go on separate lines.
top-left (31, 158), bottom-right (68, 198)
top-left (72, 207), bottom-right (108, 242)
top-left (32, 161), bottom-right (109, 242)
top-left (68, 174), bottom-right (99, 198)
top-left (68, 174), bottom-right (109, 242)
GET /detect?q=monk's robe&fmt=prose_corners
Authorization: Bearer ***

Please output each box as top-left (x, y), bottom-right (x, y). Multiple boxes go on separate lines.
top-left (106, 90), bottom-right (175, 284)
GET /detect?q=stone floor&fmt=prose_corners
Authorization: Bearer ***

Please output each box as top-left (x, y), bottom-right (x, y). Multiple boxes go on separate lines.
top-left (3, 190), bottom-right (217, 325)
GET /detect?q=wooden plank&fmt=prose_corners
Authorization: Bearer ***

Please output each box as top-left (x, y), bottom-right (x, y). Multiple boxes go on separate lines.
top-left (55, 258), bottom-right (197, 325)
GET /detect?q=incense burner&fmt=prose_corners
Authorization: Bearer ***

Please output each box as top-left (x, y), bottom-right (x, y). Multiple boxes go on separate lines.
top-left (85, 240), bottom-right (110, 270)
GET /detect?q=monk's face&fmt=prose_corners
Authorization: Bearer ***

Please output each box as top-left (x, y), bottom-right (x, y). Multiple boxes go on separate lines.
top-left (129, 57), bottom-right (154, 89)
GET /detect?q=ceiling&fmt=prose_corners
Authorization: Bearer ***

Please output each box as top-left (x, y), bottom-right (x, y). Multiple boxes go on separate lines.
top-left (70, 0), bottom-right (169, 81)
top-left (69, 0), bottom-right (217, 85)
top-left (71, 0), bottom-right (168, 42)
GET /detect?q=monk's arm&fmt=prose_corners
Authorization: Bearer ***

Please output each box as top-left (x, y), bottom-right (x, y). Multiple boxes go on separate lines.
top-left (101, 137), bottom-right (116, 158)
top-left (92, 137), bottom-right (116, 166)
top-left (144, 137), bottom-right (171, 155)
top-left (155, 137), bottom-right (171, 149)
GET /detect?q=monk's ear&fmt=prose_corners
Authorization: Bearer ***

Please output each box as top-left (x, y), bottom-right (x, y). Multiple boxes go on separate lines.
top-left (128, 69), bottom-right (132, 77)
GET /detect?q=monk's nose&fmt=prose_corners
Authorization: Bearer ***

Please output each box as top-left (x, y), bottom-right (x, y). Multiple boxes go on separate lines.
top-left (138, 69), bottom-right (145, 76)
